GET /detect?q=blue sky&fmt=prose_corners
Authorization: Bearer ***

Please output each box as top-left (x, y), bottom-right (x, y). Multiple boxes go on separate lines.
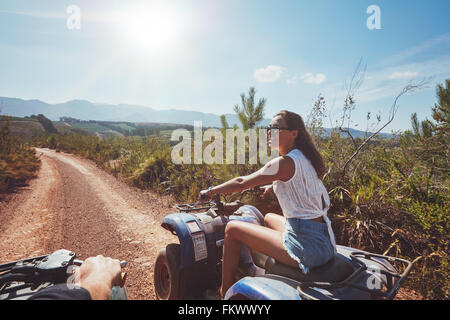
top-left (1, 0), bottom-right (449, 131)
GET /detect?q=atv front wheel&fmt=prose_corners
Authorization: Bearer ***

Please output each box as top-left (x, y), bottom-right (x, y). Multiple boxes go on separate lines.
top-left (154, 243), bottom-right (181, 300)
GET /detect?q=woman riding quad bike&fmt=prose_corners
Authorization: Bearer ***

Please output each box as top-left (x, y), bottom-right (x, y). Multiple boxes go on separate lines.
top-left (154, 193), bottom-right (413, 300)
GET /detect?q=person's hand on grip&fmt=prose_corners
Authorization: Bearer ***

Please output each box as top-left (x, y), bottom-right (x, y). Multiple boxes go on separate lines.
top-left (260, 184), bottom-right (273, 199)
top-left (74, 255), bottom-right (122, 300)
top-left (198, 188), bottom-right (213, 201)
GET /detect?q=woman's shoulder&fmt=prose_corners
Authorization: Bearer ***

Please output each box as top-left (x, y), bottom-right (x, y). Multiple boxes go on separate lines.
top-left (262, 155), bottom-right (294, 170)
top-left (260, 155), bottom-right (295, 181)
top-left (286, 149), bottom-right (315, 172)
top-left (286, 148), bottom-right (304, 159)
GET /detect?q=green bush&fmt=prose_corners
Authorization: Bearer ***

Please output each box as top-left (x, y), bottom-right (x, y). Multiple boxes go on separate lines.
top-left (0, 118), bottom-right (41, 194)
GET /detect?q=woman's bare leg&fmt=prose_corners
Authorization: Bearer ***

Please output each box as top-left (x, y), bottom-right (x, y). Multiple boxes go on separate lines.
top-left (220, 220), bottom-right (298, 297)
top-left (264, 213), bottom-right (286, 232)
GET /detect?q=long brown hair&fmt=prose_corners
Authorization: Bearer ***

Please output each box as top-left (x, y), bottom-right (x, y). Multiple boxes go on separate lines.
top-left (276, 110), bottom-right (326, 179)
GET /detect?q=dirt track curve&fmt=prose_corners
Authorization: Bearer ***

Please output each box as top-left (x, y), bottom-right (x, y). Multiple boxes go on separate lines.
top-left (0, 148), bottom-right (178, 299)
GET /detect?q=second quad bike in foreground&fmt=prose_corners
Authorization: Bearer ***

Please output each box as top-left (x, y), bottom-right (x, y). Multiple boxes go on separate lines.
top-left (0, 249), bottom-right (127, 300)
top-left (154, 193), bottom-right (414, 300)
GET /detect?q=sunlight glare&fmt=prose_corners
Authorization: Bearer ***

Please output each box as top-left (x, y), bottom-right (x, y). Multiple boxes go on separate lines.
top-left (115, 3), bottom-right (182, 55)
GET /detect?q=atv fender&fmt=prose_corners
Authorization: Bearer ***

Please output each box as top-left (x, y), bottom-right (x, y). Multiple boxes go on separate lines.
top-left (161, 213), bottom-right (205, 268)
top-left (224, 275), bottom-right (302, 300)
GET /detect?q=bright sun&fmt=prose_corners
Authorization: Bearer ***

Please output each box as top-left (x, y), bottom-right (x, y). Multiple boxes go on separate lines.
top-left (115, 3), bottom-right (181, 54)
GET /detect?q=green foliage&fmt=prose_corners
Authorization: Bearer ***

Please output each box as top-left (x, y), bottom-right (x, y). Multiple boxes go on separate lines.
top-left (321, 80), bottom-right (450, 299)
top-left (220, 114), bottom-right (230, 130)
top-left (306, 94), bottom-right (327, 138)
top-left (234, 87), bottom-right (266, 130)
top-left (30, 114), bottom-right (58, 134)
top-left (0, 118), bottom-right (41, 194)
top-left (432, 79), bottom-right (450, 135)
top-left (59, 117), bottom-right (193, 137)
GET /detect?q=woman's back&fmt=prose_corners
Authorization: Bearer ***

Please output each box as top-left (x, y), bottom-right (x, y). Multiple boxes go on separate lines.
top-left (273, 148), bottom-right (336, 252)
top-left (273, 149), bottom-right (329, 217)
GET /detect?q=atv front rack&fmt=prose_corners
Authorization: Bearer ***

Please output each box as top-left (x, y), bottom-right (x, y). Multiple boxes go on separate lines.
top-left (0, 249), bottom-right (78, 297)
top-left (175, 201), bottom-right (217, 212)
top-left (296, 251), bottom-right (414, 300)
top-left (175, 192), bottom-right (250, 214)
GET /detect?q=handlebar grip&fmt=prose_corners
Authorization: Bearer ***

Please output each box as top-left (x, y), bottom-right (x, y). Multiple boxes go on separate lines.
top-left (119, 272), bottom-right (127, 287)
top-left (72, 259), bottom-right (127, 287)
top-left (119, 261), bottom-right (127, 287)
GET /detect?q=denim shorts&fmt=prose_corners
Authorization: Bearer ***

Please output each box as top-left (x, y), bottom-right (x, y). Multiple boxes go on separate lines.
top-left (282, 218), bottom-right (335, 274)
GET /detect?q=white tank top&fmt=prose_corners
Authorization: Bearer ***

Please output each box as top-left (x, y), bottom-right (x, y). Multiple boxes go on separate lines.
top-left (272, 148), bottom-right (337, 252)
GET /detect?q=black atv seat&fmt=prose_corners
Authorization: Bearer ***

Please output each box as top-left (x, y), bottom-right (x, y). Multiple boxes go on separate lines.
top-left (252, 251), bottom-right (355, 283)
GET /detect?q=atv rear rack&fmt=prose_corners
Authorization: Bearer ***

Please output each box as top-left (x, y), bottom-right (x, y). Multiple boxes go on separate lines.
top-left (296, 251), bottom-right (414, 300)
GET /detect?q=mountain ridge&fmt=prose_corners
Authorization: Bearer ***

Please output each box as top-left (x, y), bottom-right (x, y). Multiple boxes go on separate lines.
top-left (0, 96), bottom-right (394, 138)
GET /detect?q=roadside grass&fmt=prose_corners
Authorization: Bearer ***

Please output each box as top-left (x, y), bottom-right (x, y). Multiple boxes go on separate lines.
top-left (0, 119), bottom-right (41, 196)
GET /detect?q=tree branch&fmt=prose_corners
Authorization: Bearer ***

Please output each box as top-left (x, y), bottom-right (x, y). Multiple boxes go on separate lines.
top-left (342, 79), bottom-right (429, 177)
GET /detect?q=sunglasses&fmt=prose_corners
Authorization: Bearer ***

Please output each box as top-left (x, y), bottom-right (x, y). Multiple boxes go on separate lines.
top-left (265, 125), bottom-right (290, 133)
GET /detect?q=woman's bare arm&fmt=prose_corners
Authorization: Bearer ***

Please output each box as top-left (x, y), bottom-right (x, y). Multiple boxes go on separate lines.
top-left (200, 156), bottom-right (295, 198)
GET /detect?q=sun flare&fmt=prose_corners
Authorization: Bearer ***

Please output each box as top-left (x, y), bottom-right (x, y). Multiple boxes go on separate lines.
top-left (114, 3), bottom-right (181, 54)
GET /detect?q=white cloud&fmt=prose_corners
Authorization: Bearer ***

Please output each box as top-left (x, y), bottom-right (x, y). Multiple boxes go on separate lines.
top-left (285, 77), bottom-right (297, 85)
top-left (388, 71), bottom-right (419, 79)
top-left (286, 72), bottom-right (327, 85)
top-left (303, 73), bottom-right (327, 85)
top-left (254, 65), bottom-right (283, 83)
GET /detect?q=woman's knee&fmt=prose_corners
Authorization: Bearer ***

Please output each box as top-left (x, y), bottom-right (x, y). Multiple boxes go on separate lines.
top-left (224, 220), bottom-right (242, 239)
top-left (264, 213), bottom-right (273, 223)
top-left (264, 213), bottom-right (278, 226)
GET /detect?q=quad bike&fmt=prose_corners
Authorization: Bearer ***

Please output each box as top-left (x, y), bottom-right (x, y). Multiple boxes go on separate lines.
top-left (154, 192), bottom-right (414, 300)
top-left (0, 249), bottom-right (127, 300)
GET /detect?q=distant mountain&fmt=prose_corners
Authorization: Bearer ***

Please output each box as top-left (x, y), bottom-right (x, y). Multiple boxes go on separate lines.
top-left (322, 127), bottom-right (394, 139)
top-left (0, 97), bottom-right (258, 128)
top-left (0, 96), bottom-right (393, 138)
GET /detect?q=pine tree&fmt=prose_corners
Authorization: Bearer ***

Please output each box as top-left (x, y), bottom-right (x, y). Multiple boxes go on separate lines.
top-left (233, 87), bottom-right (266, 130)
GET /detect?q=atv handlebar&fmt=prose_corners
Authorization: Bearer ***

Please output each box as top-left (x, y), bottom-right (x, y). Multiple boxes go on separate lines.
top-left (72, 258), bottom-right (127, 288)
top-left (176, 189), bottom-right (257, 214)
top-left (176, 194), bottom-right (240, 215)
top-left (0, 250), bottom-right (127, 299)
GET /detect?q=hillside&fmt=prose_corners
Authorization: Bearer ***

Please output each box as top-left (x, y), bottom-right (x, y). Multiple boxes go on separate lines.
top-left (1, 115), bottom-right (89, 138)
top-left (0, 97), bottom-right (393, 139)
top-left (0, 116), bottom-right (45, 141)
top-left (0, 97), bottom-right (249, 128)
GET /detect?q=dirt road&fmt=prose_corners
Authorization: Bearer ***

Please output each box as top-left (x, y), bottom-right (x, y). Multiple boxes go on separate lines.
top-left (0, 148), bottom-right (178, 299)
